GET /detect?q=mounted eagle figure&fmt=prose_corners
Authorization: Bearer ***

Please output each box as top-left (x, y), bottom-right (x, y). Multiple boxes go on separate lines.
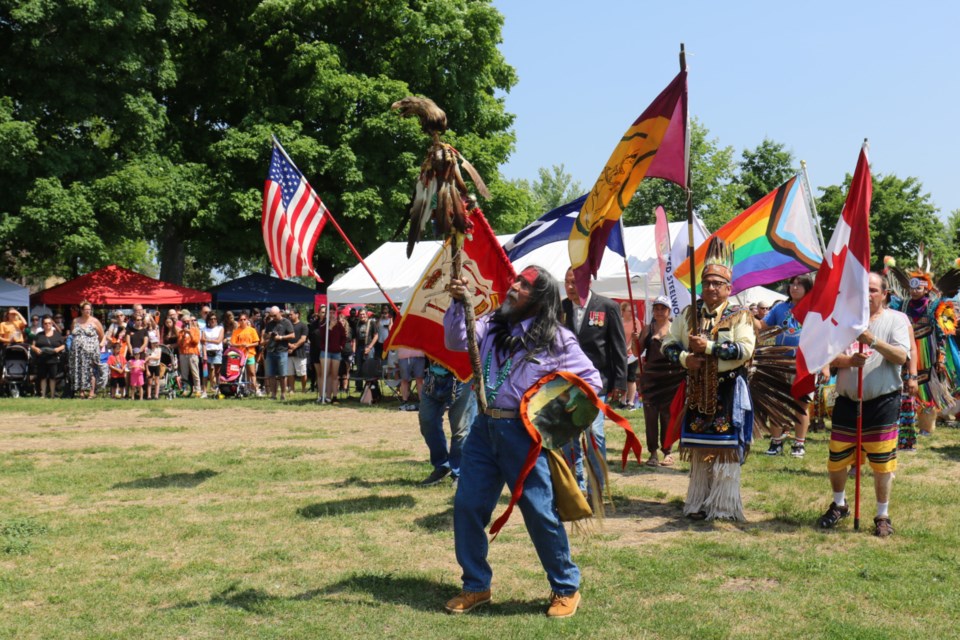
top-left (391, 96), bottom-right (491, 259)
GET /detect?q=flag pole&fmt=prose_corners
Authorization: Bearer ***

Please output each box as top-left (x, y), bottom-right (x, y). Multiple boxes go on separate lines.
top-left (854, 137), bottom-right (870, 532)
top-left (801, 160), bottom-right (829, 256)
top-left (679, 43), bottom-right (697, 311)
top-left (271, 136), bottom-right (401, 318)
top-left (620, 219), bottom-right (639, 338)
top-left (855, 342), bottom-right (864, 530)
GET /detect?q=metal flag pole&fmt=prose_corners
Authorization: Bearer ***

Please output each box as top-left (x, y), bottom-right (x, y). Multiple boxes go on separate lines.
top-left (321, 301), bottom-right (330, 404)
top-left (801, 160), bottom-right (829, 256)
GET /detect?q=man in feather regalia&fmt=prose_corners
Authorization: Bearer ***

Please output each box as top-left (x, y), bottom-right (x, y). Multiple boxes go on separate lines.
top-left (662, 237), bottom-right (756, 522)
top-left (886, 249), bottom-right (960, 447)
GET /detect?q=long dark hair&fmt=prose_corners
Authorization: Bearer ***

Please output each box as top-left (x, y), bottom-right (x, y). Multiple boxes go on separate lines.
top-left (488, 265), bottom-right (563, 362)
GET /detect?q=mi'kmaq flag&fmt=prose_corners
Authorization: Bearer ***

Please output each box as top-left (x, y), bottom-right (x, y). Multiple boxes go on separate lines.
top-left (385, 210), bottom-right (515, 381)
top-left (262, 138), bottom-right (329, 281)
top-left (791, 144), bottom-right (872, 398)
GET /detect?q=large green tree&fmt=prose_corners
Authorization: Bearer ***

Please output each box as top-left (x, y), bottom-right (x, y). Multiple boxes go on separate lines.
top-left (0, 0), bottom-right (517, 285)
top-left (735, 137), bottom-right (796, 209)
top-left (817, 172), bottom-right (950, 272)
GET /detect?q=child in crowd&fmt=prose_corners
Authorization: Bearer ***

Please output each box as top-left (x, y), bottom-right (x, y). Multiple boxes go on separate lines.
top-left (108, 342), bottom-right (127, 399)
top-left (146, 339), bottom-right (162, 399)
top-left (129, 349), bottom-right (146, 400)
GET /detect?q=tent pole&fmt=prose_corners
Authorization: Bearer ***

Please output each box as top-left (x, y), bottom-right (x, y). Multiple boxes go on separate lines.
top-left (320, 302), bottom-right (330, 403)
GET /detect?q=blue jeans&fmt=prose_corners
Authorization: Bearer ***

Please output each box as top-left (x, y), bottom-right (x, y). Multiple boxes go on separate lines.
top-left (454, 413), bottom-right (580, 595)
top-left (562, 394), bottom-right (607, 493)
top-left (264, 351), bottom-right (288, 377)
top-left (418, 372), bottom-right (477, 478)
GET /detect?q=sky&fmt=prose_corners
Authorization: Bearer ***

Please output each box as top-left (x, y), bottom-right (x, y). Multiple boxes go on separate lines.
top-left (491, 0), bottom-right (960, 219)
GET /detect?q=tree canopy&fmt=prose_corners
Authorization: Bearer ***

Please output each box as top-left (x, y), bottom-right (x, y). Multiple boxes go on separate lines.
top-left (0, 0), bottom-right (517, 286)
top-left (817, 171), bottom-right (951, 272)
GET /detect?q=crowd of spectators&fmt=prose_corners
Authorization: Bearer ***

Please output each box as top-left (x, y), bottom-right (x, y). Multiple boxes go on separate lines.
top-left (0, 302), bottom-right (404, 401)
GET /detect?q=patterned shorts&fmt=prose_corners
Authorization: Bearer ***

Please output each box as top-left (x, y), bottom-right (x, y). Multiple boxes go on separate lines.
top-left (828, 392), bottom-right (899, 473)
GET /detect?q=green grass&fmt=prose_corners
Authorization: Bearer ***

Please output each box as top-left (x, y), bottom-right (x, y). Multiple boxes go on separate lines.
top-left (1, 396), bottom-right (959, 639)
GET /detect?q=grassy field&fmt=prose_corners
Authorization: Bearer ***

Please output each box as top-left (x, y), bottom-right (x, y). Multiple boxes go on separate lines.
top-left (1, 395), bottom-right (959, 639)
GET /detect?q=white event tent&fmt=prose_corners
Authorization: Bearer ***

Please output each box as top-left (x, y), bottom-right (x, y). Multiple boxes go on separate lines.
top-left (325, 222), bottom-right (785, 308)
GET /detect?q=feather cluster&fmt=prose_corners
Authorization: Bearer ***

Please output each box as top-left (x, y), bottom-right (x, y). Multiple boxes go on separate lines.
top-left (748, 336), bottom-right (808, 437)
top-left (393, 96), bottom-right (491, 258)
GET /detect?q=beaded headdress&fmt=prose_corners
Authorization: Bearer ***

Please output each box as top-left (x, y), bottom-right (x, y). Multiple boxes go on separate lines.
top-left (701, 236), bottom-right (734, 283)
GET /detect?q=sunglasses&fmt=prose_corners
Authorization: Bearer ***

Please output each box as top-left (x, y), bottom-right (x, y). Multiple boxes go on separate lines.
top-left (702, 280), bottom-right (728, 289)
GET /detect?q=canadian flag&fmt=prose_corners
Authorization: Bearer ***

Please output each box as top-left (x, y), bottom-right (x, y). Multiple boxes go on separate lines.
top-left (792, 144), bottom-right (872, 398)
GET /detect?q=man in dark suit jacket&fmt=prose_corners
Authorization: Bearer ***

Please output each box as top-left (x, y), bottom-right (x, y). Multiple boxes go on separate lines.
top-left (561, 267), bottom-right (628, 493)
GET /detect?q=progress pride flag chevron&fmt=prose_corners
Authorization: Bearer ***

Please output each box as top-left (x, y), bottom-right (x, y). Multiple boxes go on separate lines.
top-left (792, 145), bottom-right (872, 399)
top-left (262, 141), bottom-right (328, 281)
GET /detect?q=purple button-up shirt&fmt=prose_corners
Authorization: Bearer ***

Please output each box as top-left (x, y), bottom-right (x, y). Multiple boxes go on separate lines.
top-left (444, 302), bottom-right (601, 410)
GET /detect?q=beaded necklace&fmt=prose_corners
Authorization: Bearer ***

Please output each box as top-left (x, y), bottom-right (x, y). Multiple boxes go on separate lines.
top-left (483, 350), bottom-right (514, 404)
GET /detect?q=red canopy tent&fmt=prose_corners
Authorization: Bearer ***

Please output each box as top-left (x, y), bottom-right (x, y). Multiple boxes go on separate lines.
top-left (31, 264), bottom-right (211, 306)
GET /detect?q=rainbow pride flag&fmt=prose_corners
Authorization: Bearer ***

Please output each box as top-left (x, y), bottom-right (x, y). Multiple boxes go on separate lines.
top-left (673, 175), bottom-right (822, 294)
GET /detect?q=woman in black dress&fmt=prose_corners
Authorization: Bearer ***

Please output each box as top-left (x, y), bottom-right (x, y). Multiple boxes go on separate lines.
top-left (638, 296), bottom-right (685, 467)
top-left (32, 315), bottom-right (66, 398)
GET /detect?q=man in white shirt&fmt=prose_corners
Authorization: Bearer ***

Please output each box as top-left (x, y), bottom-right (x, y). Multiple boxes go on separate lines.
top-left (817, 272), bottom-right (909, 538)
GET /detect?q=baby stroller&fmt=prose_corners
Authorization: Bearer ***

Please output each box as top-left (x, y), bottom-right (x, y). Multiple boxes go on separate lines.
top-left (358, 357), bottom-right (384, 404)
top-left (158, 345), bottom-right (185, 399)
top-left (219, 346), bottom-right (253, 398)
top-left (1, 344), bottom-right (31, 397)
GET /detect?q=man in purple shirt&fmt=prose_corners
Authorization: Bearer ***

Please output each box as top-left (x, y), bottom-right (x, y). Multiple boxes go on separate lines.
top-left (442, 265), bottom-right (600, 619)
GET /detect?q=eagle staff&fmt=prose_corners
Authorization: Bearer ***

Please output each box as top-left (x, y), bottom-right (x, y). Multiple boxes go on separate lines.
top-left (392, 96), bottom-right (491, 412)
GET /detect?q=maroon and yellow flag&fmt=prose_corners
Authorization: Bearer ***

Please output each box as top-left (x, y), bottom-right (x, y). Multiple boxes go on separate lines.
top-left (570, 69), bottom-right (687, 299)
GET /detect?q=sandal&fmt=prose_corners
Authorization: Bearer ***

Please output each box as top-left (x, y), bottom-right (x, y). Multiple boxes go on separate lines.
top-left (645, 456), bottom-right (659, 467)
top-left (660, 454), bottom-right (675, 467)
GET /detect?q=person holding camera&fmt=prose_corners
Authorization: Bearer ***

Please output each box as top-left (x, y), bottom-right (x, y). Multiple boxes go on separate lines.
top-left (177, 311), bottom-right (203, 397)
top-left (263, 306), bottom-right (295, 400)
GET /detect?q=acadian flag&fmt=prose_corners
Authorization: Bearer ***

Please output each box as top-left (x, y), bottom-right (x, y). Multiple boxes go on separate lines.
top-left (673, 175), bottom-right (823, 295)
top-left (570, 69), bottom-right (688, 300)
top-left (384, 210), bottom-right (515, 381)
top-left (791, 145), bottom-right (872, 399)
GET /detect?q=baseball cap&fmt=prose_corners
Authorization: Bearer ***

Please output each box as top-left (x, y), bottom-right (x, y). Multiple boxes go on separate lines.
top-left (653, 295), bottom-right (670, 308)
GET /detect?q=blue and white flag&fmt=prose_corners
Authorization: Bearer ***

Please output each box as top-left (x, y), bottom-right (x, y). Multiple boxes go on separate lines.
top-left (503, 195), bottom-right (625, 262)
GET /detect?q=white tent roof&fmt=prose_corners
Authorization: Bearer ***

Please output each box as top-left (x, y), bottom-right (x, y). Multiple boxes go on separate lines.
top-left (503, 221), bottom-right (689, 299)
top-left (326, 240), bottom-right (443, 304)
top-left (326, 223), bottom-right (788, 307)
top-left (0, 278), bottom-right (29, 309)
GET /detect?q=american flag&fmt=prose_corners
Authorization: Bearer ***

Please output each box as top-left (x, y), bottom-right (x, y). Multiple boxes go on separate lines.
top-left (262, 140), bottom-right (328, 280)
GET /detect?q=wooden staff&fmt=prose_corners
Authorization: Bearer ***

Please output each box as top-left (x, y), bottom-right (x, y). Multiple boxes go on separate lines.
top-left (451, 239), bottom-right (487, 413)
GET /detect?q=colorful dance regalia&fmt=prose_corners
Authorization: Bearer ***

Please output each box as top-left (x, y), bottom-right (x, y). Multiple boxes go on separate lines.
top-left (886, 249), bottom-right (960, 448)
top-left (663, 298), bottom-right (756, 522)
top-left (888, 294), bottom-right (959, 409)
top-left (666, 301), bottom-right (755, 463)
